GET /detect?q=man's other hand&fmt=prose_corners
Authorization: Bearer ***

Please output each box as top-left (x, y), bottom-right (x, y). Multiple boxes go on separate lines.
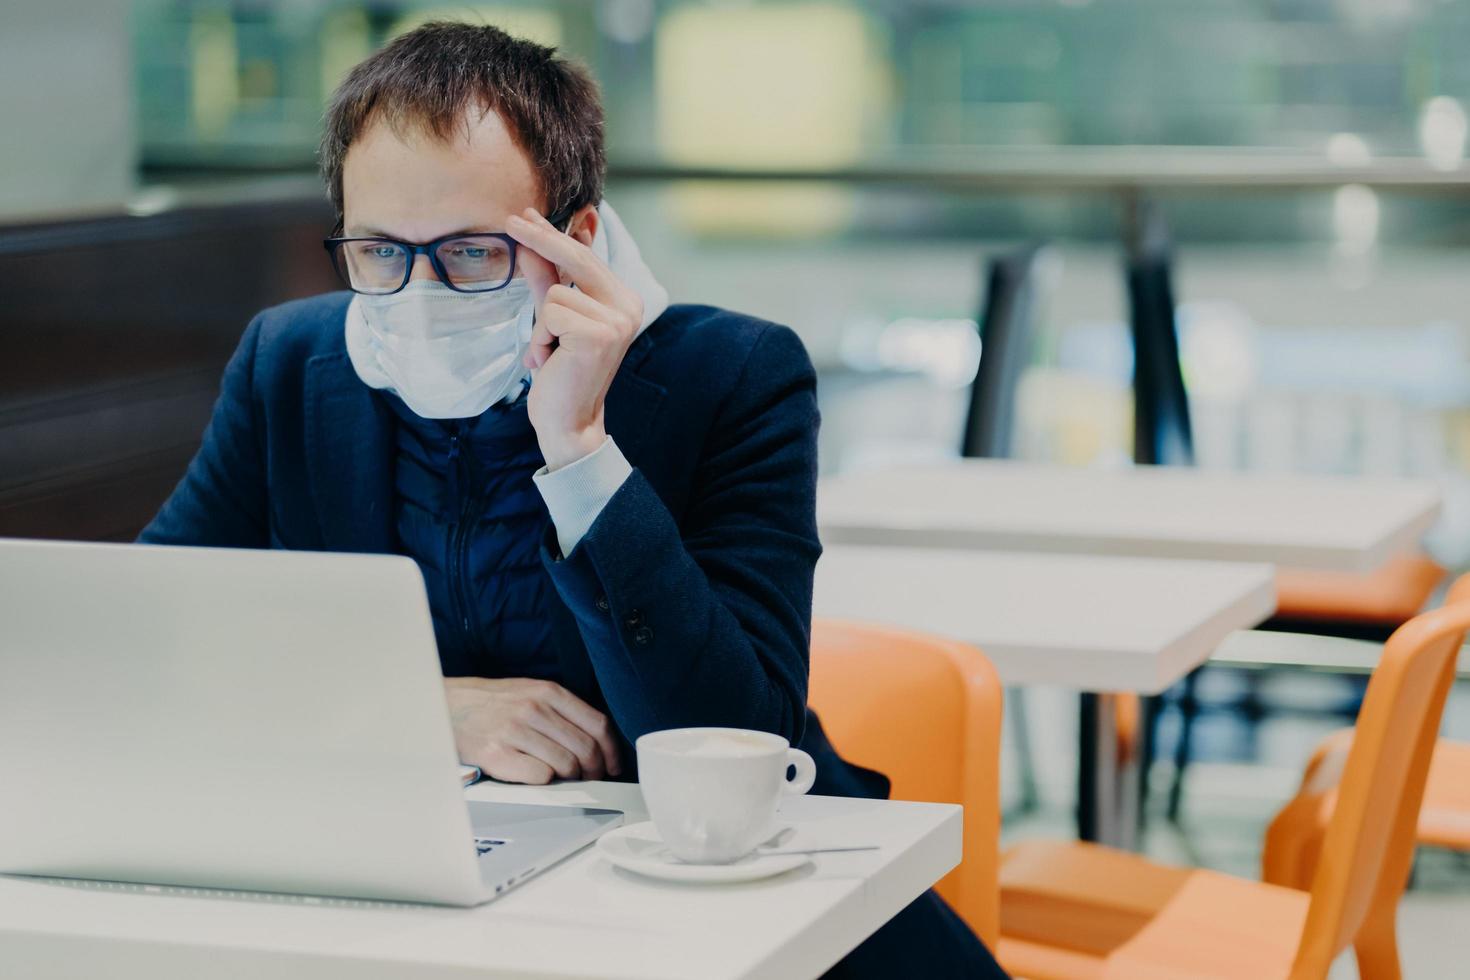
top-left (444, 677), bottom-right (622, 784)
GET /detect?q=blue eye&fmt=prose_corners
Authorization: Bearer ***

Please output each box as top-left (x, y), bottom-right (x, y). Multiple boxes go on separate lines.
top-left (440, 240), bottom-right (509, 268)
top-left (444, 243), bottom-right (499, 261)
top-left (353, 242), bottom-right (403, 263)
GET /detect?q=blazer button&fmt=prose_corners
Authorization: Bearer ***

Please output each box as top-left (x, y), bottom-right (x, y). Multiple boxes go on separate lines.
top-left (633, 625), bottom-right (654, 646)
top-left (595, 594), bottom-right (610, 612)
top-left (624, 609), bottom-right (643, 629)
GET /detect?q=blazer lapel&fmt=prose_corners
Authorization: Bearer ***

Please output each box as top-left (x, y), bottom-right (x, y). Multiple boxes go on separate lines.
top-left (303, 352), bottom-right (395, 554)
top-left (603, 331), bottom-right (666, 462)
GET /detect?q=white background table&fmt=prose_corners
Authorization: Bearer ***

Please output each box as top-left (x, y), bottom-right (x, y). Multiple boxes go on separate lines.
top-left (1213, 629), bottom-right (1470, 679)
top-left (815, 546), bottom-right (1276, 694)
top-left (818, 460), bottom-right (1442, 572)
top-left (815, 545), bottom-right (1275, 848)
top-left (815, 460), bottom-right (1441, 847)
top-left (0, 781), bottom-right (959, 980)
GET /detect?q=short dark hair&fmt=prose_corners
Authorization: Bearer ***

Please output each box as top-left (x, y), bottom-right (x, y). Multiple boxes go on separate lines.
top-left (319, 21), bottom-right (605, 221)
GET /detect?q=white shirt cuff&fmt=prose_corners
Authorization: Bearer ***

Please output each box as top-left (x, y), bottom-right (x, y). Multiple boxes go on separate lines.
top-left (532, 436), bottom-right (633, 557)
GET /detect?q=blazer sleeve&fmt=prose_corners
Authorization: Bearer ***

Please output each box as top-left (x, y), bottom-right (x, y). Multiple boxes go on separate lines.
top-left (138, 317), bottom-right (270, 548)
top-left (542, 323), bottom-right (822, 745)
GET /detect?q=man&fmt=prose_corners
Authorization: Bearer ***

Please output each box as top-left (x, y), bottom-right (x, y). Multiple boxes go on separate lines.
top-left (142, 21), bottom-right (1005, 978)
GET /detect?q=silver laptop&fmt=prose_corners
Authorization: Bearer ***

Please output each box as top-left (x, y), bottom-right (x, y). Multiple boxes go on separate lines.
top-left (0, 537), bottom-right (622, 906)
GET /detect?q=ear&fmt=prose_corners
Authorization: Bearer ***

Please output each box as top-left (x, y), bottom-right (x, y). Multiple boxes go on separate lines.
top-left (566, 204), bottom-right (598, 248)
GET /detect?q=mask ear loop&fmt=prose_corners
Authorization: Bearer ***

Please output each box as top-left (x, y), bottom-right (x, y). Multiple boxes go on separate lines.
top-left (499, 297), bottom-right (539, 406)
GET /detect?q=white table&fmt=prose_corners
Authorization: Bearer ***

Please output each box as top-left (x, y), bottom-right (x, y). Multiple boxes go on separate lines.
top-left (0, 781), bottom-right (960, 980)
top-left (816, 546), bottom-right (1275, 694)
top-left (815, 460), bottom-right (1440, 847)
top-left (818, 460), bottom-right (1441, 572)
top-left (1213, 629), bottom-right (1470, 678)
top-left (815, 546), bottom-right (1276, 848)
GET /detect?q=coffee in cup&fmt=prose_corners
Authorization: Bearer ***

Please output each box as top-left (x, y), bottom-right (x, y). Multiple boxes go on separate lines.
top-left (635, 727), bottom-right (817, 864)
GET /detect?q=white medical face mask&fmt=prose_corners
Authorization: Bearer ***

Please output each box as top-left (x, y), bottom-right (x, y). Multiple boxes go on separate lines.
top-left (354, 278), bottom-right (536, 419)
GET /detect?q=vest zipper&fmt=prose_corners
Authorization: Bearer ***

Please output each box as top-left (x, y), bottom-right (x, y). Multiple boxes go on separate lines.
top-left (446, 430), bottom-right (462, 516)
top-left (446, 423), bottom-right (478, 647)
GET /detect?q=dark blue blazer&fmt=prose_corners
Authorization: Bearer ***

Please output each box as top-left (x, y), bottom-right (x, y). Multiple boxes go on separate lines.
top-left (140, 292), bottom-right (886, 800)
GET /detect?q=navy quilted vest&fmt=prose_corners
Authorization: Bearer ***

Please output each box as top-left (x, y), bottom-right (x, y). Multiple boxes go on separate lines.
top-left (383, 391), bottom-right (556, 680)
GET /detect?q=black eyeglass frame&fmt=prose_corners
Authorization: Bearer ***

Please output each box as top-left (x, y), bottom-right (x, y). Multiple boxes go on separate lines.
top-left (322, 207), bottom-right (574, 295)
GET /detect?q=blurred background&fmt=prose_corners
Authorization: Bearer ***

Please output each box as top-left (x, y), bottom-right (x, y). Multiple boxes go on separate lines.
top-left (4, 3), bottom-right (1470, 973)
top-left (10, 1), bottom-right (1470, 540)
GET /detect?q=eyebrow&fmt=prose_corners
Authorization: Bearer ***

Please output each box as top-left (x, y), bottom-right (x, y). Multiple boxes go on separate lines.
top-left (344, 225), bottom-right (501, 240)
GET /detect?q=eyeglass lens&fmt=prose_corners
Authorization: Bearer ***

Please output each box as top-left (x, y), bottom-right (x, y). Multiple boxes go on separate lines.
top-left (335, 235), bottom-right (514, 293)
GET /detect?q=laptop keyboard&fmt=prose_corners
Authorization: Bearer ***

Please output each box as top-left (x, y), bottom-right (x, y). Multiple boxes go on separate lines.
top-left (474, 837), bottom-right (507, 857)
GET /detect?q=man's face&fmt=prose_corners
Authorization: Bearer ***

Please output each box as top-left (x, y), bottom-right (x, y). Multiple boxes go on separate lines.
top-left (341, 108), bottom-right (586, 283)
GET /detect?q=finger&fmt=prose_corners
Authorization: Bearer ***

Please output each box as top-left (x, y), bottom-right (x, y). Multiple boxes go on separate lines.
top-left (505, 209), bottom-right (621, 302)
top-left (482, 748), bottom-right (555, 786)
top-left (524, 314), bottom-right (555, 370)
top-left (513, 241), bottom-right (559, 312)
top-left (535, 306), bottom-right (618, 354)
top-left (545, 284), bottom-right (641, 347)
top-left (545, 282), bottom-right (618, 324)
top-left (528, 704), bottom-right (606, 780)
top-left (507, 726), bottom-right (581, 781)
top-left (544, 687), bottom-right (622, 777)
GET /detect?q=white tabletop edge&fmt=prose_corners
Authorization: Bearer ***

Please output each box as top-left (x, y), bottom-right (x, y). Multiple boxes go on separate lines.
top-left (1211, 630), bottom-right (1470, 679)
top-left (1147, 573), bottom-right (1279, 695)
top-left (1356, 503), bottom-right (1444, 574)
top-left (816, 461), bottom-right (1443, 572)
top-left (0, 789), bottom-right (965, 980)
top-left (733, 805), bottom-right (962, 980)
top-left (815, 548), bottom-right (1278, 692)
top-left (970, 566), bottom-right (1274, 693)
top-left (816, 522), bottom-right (1421, 573)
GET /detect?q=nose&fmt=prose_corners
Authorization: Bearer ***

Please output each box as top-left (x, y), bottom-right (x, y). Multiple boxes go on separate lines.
top-left (407, 252), bottom-right (438, 283)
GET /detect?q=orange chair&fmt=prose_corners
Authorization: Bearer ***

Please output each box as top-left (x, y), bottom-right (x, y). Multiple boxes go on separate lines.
top-left (1265, 735), bottom-right (1470, 890)
top-left (1262, 574), bottom-right (1470, 895)
top-left (808, 619), bottom-right (1003, 947)
top-left (1164, 553), bottom-right (1447, 821)
top-left (995, 581), bottom-right (1470, 980)
top-left (1273, 554), bottom-right (1447, 631)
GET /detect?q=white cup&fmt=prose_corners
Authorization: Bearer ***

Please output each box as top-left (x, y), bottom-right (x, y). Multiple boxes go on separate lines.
top-left (636, 727), bottom-right (817, 864)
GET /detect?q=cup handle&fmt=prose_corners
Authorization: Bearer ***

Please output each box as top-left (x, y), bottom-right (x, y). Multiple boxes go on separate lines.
top-left (782, 748), bottom-right (817, 796)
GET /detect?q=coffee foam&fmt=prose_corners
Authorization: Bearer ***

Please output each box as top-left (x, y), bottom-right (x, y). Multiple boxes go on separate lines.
top-left (678, 732), bottom-right (774, 758)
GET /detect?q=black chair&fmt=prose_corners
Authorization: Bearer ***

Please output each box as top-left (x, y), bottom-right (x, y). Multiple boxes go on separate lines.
top-left (1120, 211), bottom-right (1197, 828)
top-left (962, 245), bottom-right (1045, 817)
top-left (1124, 207), bottom-right (1444, 825)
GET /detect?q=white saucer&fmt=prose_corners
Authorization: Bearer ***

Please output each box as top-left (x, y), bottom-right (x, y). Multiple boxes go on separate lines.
top-left (596, 822), bottom-right (810, 883)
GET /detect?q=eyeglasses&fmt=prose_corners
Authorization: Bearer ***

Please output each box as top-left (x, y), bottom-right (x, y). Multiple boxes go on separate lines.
top-left (323, 209), bottom-right (571, 295)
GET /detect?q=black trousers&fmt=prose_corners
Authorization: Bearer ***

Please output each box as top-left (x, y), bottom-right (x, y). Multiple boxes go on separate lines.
top-left (823, 889), bottom-right (1010, 979)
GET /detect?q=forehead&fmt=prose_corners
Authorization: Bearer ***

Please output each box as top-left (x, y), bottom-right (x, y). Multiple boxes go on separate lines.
top-left (341, 106), bottom-right (541, 238)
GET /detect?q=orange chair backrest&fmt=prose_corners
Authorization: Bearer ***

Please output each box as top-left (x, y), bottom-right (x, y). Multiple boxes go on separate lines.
top-left (1291, 573), bottom-right (1470, 978)
top-left (807, 619), bottom-right (1003, 947)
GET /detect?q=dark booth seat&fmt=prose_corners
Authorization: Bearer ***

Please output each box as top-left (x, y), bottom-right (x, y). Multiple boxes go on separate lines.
top-left (0, 193), bottom-right (336, 541)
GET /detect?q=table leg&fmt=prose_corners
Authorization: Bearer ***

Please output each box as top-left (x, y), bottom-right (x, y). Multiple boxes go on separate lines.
top-left (1076, 692), bottom-right (1143, 850)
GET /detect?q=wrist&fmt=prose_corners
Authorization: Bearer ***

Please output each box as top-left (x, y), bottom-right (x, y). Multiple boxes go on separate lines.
top-left (444, 676), bottom-right (490, 702)
top-left (539, 425), bottom-right (606, 472)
